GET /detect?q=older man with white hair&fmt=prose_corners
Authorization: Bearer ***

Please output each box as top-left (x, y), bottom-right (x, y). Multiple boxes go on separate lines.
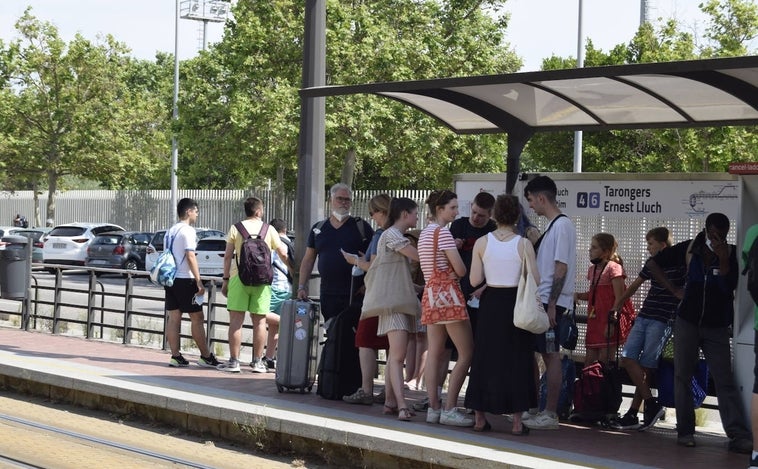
top-left (298, 183), bottom-right (373, 321)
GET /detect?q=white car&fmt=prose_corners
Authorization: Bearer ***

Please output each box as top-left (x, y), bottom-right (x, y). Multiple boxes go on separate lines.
top-left (42, 222), bottom-right (125, 269)
top-left (195, 236), bottom-right (226, 277)
top-left (144, 228), bottom-right (225, 272)
top-left (0, 226), bottom-right (23, 249)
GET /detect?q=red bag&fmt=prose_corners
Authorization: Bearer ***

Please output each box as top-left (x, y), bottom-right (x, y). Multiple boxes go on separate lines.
top-left (420, 227), bottom-right (468, 325)
top-left (572, 360), bottom-right (622, 420)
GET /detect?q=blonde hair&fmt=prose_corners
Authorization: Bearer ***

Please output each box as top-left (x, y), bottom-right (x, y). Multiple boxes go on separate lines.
top-left (368, 193), bottom-right (391, 216)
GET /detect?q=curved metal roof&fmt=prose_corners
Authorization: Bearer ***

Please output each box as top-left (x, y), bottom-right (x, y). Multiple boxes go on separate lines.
top-left (301, 56), bottom-right (758, 136)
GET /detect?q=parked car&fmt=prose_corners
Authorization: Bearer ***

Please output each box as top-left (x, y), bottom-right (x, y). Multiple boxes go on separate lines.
top-left (85, 231), bottom-right (153, 274)
top-left (0, 226), bottom-right (22, 238)
top-left (42, 222), bottom-right (125, 269)
top-left (13, 228), bottom-right (52, 263)
top-left (0, 226), bottom-right (23, 250)
top-left (195, 236), bottom-right (227, 277)
top-left (144, 228), bottom-right (225, 271)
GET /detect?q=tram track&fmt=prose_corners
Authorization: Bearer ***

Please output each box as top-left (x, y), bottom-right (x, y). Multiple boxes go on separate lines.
top-left (0, 413), bottom-right (214, 468)
top-left (0, 453), bottom-right (44, 469)
top-left (0, 393), bottom-right (305, 469)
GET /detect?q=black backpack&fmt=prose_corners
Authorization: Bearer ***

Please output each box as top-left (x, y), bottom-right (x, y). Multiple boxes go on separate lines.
top-left (742, 237), bottom-right (758, 305)
top-left (234, 222), bottom-right (273, 286)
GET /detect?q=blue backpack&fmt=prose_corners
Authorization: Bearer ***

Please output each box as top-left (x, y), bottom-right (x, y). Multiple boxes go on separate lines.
top-left (150, 230), bottom-right (185, 287)
top-left (539, 354), bottom-right (576, 420)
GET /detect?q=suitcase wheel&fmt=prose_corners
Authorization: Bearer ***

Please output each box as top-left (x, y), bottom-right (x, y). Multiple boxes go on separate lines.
top-left (306, 385), bottom-right (313, 393)
top-left (276, 384), bottom-right (284, 393)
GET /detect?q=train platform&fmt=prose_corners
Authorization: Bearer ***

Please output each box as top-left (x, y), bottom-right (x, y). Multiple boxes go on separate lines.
top-left (0, 327), bottom-right (749, 469)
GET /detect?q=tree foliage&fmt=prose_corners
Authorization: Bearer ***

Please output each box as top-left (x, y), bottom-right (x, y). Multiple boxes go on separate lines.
top-left (0, 9), bottom-right (169, 219)
top-left (2, 0), bottom-right (758, 209)
top-left (524, 0), bottom-right (758, 174)
top-left (176, 0), bottom-right (521, 191)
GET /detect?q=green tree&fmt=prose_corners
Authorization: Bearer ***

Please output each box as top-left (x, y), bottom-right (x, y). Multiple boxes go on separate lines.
top-left (176, 0), bottom-right (521, 191)
top-left (525, 1), bottom-right (758, 174)
top-left (0, 9), bottom-right (169, 220)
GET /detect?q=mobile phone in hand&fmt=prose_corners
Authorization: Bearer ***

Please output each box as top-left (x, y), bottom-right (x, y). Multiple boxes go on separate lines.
top-left (340, 248), bottom-right (358, 259)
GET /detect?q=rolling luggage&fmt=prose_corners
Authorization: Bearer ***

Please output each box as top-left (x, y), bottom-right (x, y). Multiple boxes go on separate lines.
top-left (275, 299), bottom-right (320, 393)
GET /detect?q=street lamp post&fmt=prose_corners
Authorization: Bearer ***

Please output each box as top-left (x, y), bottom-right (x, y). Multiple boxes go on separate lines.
top-left (170, 0), bottom-right (230, 218)
top-left (573, 0), bottom-right (585, 173)
top-left (171, 0), bottom-right (180, 218)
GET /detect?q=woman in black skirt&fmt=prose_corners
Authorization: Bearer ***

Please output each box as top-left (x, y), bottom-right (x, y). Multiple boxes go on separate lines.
top-left (464, 194), bottom-right (538, 435)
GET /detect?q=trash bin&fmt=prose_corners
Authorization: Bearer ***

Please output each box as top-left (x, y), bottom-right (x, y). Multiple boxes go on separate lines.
top-left (0, 235), bottom-right (30, 299)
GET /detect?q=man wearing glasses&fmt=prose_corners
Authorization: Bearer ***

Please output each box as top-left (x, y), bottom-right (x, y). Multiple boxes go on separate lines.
top-left (298, 183), bottom-right (374, 321)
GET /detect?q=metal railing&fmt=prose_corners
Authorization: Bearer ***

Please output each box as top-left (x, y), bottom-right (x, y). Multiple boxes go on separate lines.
top-left (0, 264), bottom-right (721, 412)
top-left (11, 265), bottom-right (245, 356)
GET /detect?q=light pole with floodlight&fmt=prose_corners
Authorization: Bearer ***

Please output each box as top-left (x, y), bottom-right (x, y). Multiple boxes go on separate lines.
top-left (170, 0), bottom-right (230, 217)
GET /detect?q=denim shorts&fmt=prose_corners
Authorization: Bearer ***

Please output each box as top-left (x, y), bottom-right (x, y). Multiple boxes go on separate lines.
top-left (621, 316), bottom-right (668, 369)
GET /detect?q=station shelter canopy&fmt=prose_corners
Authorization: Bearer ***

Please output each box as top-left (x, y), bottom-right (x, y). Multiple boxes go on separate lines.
top-left (301, 56), bottom-right (758, 135)
top-left (301, 56), bottom-right (758, 192)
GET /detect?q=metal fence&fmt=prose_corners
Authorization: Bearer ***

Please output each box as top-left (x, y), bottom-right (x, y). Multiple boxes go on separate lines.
top-left (0, 189), bottom-right (433, 234)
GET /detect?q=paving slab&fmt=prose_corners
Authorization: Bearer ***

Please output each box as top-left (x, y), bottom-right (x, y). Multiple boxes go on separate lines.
top-left (0, 328), bottom-right (748, 468)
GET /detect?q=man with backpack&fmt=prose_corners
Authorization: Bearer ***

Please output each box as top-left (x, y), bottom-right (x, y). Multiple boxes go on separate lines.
top-left (297, 183), bottom-right (373, 321)
top-left (165, 198), bottom-right (220, 368)
top-left (646, 213), bottom-right (752, 453)
top-left (218, 197), bottom-right (290, 373)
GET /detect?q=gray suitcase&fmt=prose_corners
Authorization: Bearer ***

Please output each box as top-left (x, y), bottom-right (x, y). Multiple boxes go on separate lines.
top-left (275, 299), bottom-right (320, 393)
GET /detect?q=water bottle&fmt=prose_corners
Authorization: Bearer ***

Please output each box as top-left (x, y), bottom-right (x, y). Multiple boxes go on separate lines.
top-left (545, 328), bottom-right (556, 353)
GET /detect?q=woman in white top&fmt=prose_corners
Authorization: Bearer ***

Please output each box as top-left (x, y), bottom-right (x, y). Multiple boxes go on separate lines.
top-left (464, 194), bottom-right (540, 435)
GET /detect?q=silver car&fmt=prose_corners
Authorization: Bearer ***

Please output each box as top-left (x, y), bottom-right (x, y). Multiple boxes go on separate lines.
top-left (85, 231), bottom-right (153, 274)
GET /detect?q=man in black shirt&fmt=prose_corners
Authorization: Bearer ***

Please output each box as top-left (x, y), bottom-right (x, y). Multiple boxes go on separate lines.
top-left (450, 191), bottom-right (496, 335)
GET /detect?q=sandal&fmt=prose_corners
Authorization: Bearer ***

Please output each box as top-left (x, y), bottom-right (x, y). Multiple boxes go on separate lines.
top-left (383, 405), bottom-right (399, 415)
top-left (473, 420), bottom-right (492, 432)
top-left (511, 425), bottom-right (530, 436)
top-left (398, 408), bottom-right (413, 421)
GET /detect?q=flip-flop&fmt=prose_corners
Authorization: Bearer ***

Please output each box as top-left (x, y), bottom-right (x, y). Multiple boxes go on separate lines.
top-left (473, 421), bottom-right (491, 432)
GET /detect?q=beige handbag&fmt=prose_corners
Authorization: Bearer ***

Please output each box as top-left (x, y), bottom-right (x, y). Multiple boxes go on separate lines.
top-left (361, 233), bottom-right (421, 319)
top-left (513, 243), bottom-right (550, 334)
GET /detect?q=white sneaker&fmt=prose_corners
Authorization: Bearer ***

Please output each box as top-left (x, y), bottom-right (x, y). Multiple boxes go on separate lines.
top-left (217, 359), bottom-right (241, 373)
top-left (440, 408), bottom-right (475, 427)
top-left (426, 407), bottom-right (441, 424)
top-left (249, 358), bottom-right (267, 373)
top-left (522, 408), bottom-right (539, 420)
top-left (523, 411), bottom-right (559, 430)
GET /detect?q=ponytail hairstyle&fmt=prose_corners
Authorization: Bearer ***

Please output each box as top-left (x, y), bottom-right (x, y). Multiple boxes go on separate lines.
top-left (593, 232), bottom-right (623, 266)
top-left (425, 190), bottom-right (457, 219)
top-left (385, 197), bottom-right (418, 229)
